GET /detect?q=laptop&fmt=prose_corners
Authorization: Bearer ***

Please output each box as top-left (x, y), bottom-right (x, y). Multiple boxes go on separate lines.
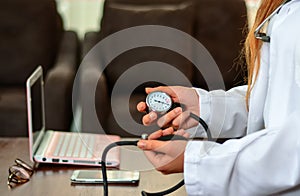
top-left (26, 66), bottom-right (120, 167)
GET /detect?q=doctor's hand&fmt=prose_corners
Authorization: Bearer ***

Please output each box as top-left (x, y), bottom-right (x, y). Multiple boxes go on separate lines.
top-left (137, 127), bottom-right (188, 174)
top-left (137, 86), bottom-right (200, 130)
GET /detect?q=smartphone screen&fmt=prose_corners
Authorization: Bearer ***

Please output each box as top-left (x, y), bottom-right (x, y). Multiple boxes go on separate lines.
top-left (70, 170), bottom-right (140, 184)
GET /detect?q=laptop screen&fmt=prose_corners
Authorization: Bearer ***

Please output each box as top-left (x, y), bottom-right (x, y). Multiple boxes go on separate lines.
top-left (26, 66), bottom-right (46, 156)
top-left (31, 73), bottom-right (43, 141)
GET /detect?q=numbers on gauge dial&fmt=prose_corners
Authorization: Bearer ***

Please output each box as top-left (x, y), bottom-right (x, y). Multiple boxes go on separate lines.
top-left (146, 91), bottom-right (172, 113)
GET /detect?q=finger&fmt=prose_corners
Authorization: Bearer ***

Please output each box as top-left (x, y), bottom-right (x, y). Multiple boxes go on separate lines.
top-left (145, 86), bottom-right (171, 94)
top-left (162, 127), bottom-right (175, 136)
top-left (146, 86), bottom-right (178, 100)
top-left (138, 139), bottom-right (185, 154)
top-left (145, 87), bottom-right (157, 94)
top-left (175, 129), bottom-right (190, 138)
top-left (142, 111), bottom-right (157, 126)
top-left (157, 107), bottom-right (182, 128)
top-left (137, 140), bottom-right (169, 151)
top-left (183, 132), bottom-right (190, 138)
top-left (172, 111), bottom-right (190, 128)
top-left (174, 129), bottom-right (185, 136)
top-left (148, 129), bottom-right (163, 140)
top-left (147, 127), bottom-right (175, 140)
top-left (137, 102), bottom-right (147, 112)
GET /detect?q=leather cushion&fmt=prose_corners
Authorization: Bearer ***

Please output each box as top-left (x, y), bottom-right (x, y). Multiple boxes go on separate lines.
top-left (99, 1), bottom-right (196, 91)
top-left (0, 87), bottom-right (27, 136)
top-left (0, 0), bottom-right (63, 85)
top-left (101, 1), bottom-right (195, 37)
top-left (193, 0), bottom-right (247, 89)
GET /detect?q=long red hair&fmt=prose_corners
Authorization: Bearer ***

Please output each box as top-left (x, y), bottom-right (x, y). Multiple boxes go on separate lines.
top-left (245, 0), bottom-right (285, 106)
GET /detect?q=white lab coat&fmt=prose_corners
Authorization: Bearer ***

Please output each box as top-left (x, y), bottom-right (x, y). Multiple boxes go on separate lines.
top-left (184, 0), bottom-right (300, 195)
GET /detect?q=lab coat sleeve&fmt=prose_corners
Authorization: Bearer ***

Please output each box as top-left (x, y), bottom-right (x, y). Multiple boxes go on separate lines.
top-left (193, 86), bottom-right (248, 138)
top-left (184, 111), bottom-right (300, 196)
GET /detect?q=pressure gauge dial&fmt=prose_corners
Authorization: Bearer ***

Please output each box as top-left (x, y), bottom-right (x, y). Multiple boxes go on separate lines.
top-left (146, 91), bottom-right (173, 115)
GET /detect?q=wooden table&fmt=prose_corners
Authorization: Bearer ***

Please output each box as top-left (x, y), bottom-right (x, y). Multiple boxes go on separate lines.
top-left (0, 137), bottom-right (187, 196)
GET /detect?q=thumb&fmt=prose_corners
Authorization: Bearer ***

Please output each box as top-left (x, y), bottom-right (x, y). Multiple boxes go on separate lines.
top-left (145, 87), bottom-right (156, 94)
top-left (145, 86), bottom-right (174, 96)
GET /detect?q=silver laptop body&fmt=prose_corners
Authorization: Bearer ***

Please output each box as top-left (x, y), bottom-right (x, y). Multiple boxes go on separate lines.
top-left (26, 66), bottom-right (120, 167)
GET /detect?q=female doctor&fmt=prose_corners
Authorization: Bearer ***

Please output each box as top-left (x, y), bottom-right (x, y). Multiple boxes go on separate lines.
top-left (137, 0), bottom-right (300, 195)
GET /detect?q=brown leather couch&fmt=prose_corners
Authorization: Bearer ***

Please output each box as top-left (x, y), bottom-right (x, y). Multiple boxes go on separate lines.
top-left (0, 0), bottom-right (79, 136)
top-left (78, 0), bottom-right (247, 137)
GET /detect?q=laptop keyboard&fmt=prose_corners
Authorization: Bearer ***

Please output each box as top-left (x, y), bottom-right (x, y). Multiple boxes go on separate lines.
top-left (53, 133), bottom-right (96, 158)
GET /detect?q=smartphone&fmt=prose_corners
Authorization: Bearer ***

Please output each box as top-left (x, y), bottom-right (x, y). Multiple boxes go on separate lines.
top-left (70, 170), bottom-right (140, 184)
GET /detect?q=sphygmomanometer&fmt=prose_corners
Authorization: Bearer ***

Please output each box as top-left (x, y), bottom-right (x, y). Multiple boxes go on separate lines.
top-left (101, 91), bottom-right (212, 196)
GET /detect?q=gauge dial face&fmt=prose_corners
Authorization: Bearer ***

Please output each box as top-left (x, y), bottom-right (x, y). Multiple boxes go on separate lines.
top-left (146, 91), bottom-right (172, 114)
